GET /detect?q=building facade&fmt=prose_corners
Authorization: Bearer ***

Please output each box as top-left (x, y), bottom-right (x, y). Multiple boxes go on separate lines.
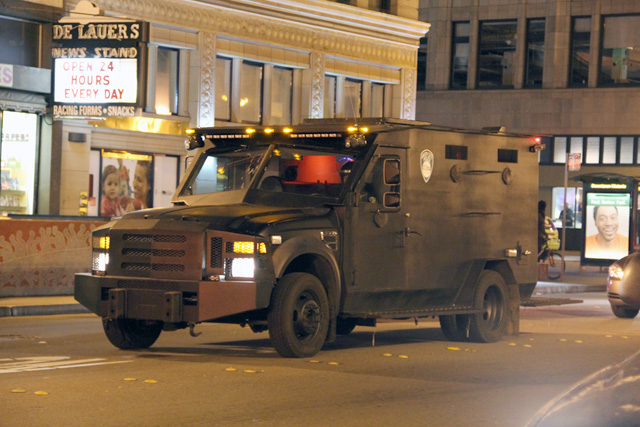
top-left (1, 0), bottom-right (429, 219)
top-left (416, 0), bottom-right (640, 249)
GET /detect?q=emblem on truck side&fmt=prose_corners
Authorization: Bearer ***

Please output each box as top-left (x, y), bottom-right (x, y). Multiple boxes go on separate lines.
top-left (420, 149), bottom-right (434, 183)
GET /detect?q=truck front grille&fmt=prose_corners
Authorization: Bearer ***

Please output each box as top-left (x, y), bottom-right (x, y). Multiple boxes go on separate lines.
top-left (109, 229), bottom-right (203, 280)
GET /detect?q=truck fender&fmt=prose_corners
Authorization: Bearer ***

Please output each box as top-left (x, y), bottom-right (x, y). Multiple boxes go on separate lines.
top-left (271, 235), bottom-right (342, 341)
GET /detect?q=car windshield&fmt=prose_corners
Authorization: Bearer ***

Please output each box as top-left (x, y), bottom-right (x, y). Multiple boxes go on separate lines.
top-left (180, 149), bottom-right (265, 196)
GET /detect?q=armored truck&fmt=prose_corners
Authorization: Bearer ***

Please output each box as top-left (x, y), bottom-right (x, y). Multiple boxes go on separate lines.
top-left (75, 118), bottom-right (540, 358)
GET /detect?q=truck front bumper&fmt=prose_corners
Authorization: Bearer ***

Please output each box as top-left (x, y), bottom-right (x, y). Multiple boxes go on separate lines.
top-left (75, 273), bottom-right (267, 323)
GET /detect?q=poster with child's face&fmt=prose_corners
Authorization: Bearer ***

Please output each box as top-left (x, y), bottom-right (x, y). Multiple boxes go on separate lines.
top-left (584, 193), bottom-right (630, 260)
top-left (100, 151), bottom-right (153, 218)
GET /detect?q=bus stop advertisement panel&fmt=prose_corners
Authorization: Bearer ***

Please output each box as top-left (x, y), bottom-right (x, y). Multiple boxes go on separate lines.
top-left (581, 180), bottom-right (636, 266)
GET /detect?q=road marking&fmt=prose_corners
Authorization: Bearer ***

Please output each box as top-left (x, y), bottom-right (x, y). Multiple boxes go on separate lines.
top-left (0, 356), bottom-right (132, 374)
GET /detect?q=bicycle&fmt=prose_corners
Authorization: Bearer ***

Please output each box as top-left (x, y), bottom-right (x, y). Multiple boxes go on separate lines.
top-left (538, 243), bottom-right (565, 280)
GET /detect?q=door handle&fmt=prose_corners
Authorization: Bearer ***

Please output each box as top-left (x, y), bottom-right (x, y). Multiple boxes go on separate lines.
top-left (404, 227), bottom-right (422, 237)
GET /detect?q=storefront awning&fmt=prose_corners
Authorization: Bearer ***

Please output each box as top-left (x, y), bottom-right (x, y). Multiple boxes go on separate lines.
top-left (0, 90), bottom-right (47, 114)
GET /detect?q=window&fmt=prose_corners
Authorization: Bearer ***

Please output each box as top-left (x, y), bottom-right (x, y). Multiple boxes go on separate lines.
top-left (271, 67), bottom-right (292, 125)
top-left (553, 137), bottom-right (567, 163)
top-left (621, 137), bottom-right (634, 164)
top-left (239, 61), bottom-right (263, 124)
top-left (417, 35), bottom-right (428, 91)
top-left (477, 20), bottom-right (517, 88)
top-left (371, 83), bottom-right (385, 117)
top-left (585, 136), bottom-right (600, 164)
top-left (0, 17), bottom-right (40, 67)
top-left (551, 187), bottom-right (583, 229)
top-left (602, 137), bottom-right (616, 164)
top-left (570, 136), bottom-right (583, 158)
top-left (155, 47), bottom-right (179, 115)
top-left (600, 15), bottom-right (640, 86)
top-left (525, 18), bottom-right (545, 88)
top-left (369, 0), bottom-right (390, 13)
top-left (451, 22), bottom-right (470, 89)
top-left (570, 17), bottom-right (591, 87)
top-left (344, 79), bottom-right (362, 118)
top-left (215, 57), bottom-right (232, 121)
top-left (324, 76), bottom-right (336, 118)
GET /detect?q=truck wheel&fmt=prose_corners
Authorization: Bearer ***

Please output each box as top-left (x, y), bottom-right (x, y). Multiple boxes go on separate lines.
top-left (439, 314), bottom-right (470, 342)
top-left (102, 318), bottom-right (163, 350)
top-left (268, 273), bottom-right (329, 358)
top-left (611, 304), bottom-right (639, 319)
top-left (468, 270), bottom-right (508, 343)
top-left (336, 318), bottom-right (357, 336)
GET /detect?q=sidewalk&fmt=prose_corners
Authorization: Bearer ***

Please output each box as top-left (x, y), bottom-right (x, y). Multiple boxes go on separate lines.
top-left (0, 253), bottom-right (608, 317)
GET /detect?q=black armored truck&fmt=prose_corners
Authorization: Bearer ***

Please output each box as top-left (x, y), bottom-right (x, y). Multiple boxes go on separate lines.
top-left (75, 119), bottom-right (540, 358)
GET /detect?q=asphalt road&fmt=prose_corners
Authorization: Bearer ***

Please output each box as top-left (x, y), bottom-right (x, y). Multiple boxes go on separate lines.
top-left (1, 293), bottom-right (639, 427)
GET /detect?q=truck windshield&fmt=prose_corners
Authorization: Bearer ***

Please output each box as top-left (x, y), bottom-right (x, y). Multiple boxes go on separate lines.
top-left (181, 145), bottom-right (356, 199)
top-left (180, 149), bottom-right (265, 196)
top-left (255, 145), bottom-right (355, 198)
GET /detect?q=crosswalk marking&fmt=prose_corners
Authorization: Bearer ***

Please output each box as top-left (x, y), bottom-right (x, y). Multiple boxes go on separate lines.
top-left (0, 356), bottom-right (132, 374)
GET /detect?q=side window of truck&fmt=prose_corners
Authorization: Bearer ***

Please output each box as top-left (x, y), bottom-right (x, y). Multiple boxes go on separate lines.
top-left (362, 156), bottom-right (401, 211)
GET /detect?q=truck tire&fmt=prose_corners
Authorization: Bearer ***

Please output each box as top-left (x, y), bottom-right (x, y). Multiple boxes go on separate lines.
top-left (468, 270), bottom-right (508, 343)
top-left (268, 273), bottom-right (329, 358)
top-left (611, 304), bottom-right (639, 319)
top-left (439, 314), bottom-right (470, 342)
top-left (102, 318), bottom-right (163, 350)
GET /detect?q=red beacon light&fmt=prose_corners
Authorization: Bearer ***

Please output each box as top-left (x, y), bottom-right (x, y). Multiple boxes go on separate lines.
top-left (529, 136), bottom-right (545, 152)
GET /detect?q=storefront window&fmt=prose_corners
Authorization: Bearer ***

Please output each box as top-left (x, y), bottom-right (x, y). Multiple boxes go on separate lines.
top-left (570, 17), bottom-right (591, 87)
top-left (553, 137), bottom-right (567, 163)
top-left (239, 61), bottom-right (263, 124)
top-left (344, 78), bottom-right (362, 118)
top-left (324, 75), bottom-right (336, 118)
top-left (525, 18), bottom-right (545, 88)
top-left (0, 111), bottom-right (38, 215)
top-left (602, 137), bottom-right (617, 164)
top-left (271, 67), bottom-right (292, 125)
top-left (155, 47), bottom-right (179, 115)
top-left (585, 136), bottom-right (600, 164)
top-left (450, 22), bottom-right (470, 89)
top-left (477, 20), bottom-right (517, 88)
top-left (600, 15), bottom-right (640, 86)
top-left (552, 187), bottom-right (583, 229)
top-left (215, 56), bottom-right (232, 121)
top-left (417, 35), bottom-right (428, 91)
top-left (0, 17), bottom-right (40, 67)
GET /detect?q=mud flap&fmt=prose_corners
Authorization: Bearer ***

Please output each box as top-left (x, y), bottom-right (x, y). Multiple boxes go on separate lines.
top-left (506, 284), bottom-right (521, 336)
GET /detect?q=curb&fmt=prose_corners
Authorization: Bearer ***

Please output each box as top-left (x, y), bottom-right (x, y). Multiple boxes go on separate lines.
top-left (0, 304), bottom-right (90, 318)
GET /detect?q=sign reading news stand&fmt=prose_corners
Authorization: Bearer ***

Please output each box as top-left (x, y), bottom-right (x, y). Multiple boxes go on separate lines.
top-left (52, 20), bottom-right (148, 118)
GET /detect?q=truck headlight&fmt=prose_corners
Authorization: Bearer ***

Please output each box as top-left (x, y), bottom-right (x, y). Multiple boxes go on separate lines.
top-left (92, 232), bottom-right (110, 275)
top-left (230, 258), bottom-right (255, 278)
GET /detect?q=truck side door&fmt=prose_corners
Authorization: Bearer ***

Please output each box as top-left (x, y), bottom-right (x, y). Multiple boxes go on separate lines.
top-left (343, 146), bottom-right (409, 314)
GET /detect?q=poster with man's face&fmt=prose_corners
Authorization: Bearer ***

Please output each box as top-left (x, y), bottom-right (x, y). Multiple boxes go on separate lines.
top-left (584, 193), bottom-right (631, 260)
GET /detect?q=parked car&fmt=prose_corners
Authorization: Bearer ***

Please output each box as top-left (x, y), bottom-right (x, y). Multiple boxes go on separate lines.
top-left (607, 252), bottom-right (640, 318)
top-left (526, 349), bottom-right (640, 426)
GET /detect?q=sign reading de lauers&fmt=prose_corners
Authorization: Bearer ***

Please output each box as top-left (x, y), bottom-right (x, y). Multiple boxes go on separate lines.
top-left (52, 21), bottom-right (148, 118)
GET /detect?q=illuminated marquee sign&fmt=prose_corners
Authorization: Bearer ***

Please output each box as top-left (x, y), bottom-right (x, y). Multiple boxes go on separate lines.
top-left (52, 21), bottom-right (148, 118)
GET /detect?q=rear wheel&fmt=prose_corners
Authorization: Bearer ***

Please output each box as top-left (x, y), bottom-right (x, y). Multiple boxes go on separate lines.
top-left (268, 273), bottom-right (329, 358)
top-left (468, 270), bottom-right (509, 343)
top-left (611, 304), bottom-right (640, 319)
top-left (102, 318), bottom-right (163, 349)
top-left (439, 314), bottom-right (471, 342)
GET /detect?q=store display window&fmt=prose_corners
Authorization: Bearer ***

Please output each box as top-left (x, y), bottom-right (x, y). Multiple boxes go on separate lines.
top-left (1, 111), bottom-right (38, 215)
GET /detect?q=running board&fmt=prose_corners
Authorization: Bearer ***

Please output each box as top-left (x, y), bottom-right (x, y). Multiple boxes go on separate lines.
top-left (521, 297), bottom-right (583, 307)
top-left (345, 305), bottom-right (481, 319)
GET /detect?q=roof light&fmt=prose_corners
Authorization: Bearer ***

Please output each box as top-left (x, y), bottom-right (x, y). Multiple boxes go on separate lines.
top-left (283, 127), bottom-right (293, 134)
top-left (265, 128), bottom-right (275, 134)
top-left (186, 128), bottom-right (195, 135)
top-left (348, 126), bottom-right (358, 132)
top-left (360, 127), bottom-right (369, 133)
top-left (246, 128), bottom-right (256, 134)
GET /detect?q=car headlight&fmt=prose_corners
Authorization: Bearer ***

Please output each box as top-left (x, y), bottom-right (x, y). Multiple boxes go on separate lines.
top-left (609, 263), bottom-right (624, 280)
top-left (92, 232), bottom-right (110, 275)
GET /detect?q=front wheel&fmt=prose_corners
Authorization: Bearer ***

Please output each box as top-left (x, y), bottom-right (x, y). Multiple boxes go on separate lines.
top-left (102, 318), bottom-right (163, 349)
top-left (547, 252), bottom-right (565, 280)
top-left (468, 270), bottom-right (509, 343)
top-left (268, 273), bottom-right (330, 358)
top-left (611, 304), bottom-right (640, 319)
